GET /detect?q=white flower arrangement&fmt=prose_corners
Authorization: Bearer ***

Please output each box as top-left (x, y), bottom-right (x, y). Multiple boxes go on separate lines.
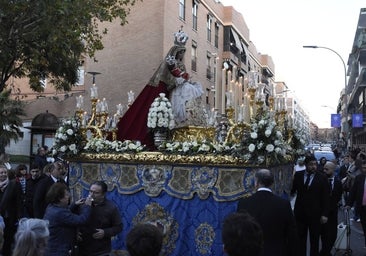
top-left (239, 110), bottom-right (288, 165)
top-left (147, 93), bottom-right (175, 131)
top-left (84, 138), bottom-right (145, 153)
top-left (53, 117), bottom-right (83, 156)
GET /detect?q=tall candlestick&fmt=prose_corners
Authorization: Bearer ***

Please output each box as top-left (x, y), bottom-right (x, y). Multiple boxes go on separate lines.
top-left (221, 68), bottom-right (226, 114)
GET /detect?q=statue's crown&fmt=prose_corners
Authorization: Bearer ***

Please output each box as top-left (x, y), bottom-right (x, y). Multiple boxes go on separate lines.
top-left (174, 27), bottom-right (189, 46)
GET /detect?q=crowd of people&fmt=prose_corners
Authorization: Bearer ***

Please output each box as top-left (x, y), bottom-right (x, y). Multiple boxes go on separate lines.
top-left (0, 149), bottom-right (166, 256)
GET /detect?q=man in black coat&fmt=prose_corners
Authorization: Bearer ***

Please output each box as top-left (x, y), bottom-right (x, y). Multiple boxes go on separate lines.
top-left (320, 161), bottom-right (343, 256)
top-left (237, 169), bottom-right (298, 256)
top-left (346, 160), bottom-right (366, 247)
top-left (291, 155), bottom-right (330, 256)
top-left (33, 161), bottom-right (67, 218)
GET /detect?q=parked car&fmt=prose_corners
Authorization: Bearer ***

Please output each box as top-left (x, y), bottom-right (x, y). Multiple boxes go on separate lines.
top-left (313, 150), bottom-right (336, 163)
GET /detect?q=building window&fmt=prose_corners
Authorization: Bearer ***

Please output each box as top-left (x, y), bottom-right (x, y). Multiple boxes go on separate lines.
top-left (191, 41), bottom-right (197, 72)
top-left (214, 23), bottom-right (219, 48)
top-left (207, 15), bottom-right (212, 42)
top-left (213, 57), bottom-right (217, 83)
top-left (206, 52), bottom-right (212, 80)
top-left (179, 0), bottom-right (185, 20)
top-left (192, 1), bottom-right (198, 30)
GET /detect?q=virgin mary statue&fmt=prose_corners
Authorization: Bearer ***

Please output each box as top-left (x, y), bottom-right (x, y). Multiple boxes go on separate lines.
top-left (116, 29), bottom-right (204, 149)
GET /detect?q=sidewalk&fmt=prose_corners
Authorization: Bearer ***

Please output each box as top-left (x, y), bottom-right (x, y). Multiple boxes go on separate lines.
top-left (332, 208), bottom-right (365, 256)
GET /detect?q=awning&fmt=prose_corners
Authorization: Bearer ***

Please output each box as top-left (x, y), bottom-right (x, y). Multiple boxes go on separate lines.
top-left (230, 28), bottom-right (243, 52)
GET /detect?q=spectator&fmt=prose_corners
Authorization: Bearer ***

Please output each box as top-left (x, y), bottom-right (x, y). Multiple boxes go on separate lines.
top-left (317, 157), bottom-right (327, 172)
top-left (33, 146), bottom-right (48, 171)
top-left (126, 223), bottom-right (163, 256)
top-left (0, 154), bottom-right (10, 171)
top-left (291, 155), bottom-right (330, 256)
top-left (346, 160), bottom-right (366, 248)
top-left (12, 218), bottom-right (49, 256)
top-left (43, 182), bottom-right (92, 255)
top-left (319, 161), bottom-right (343, 256)
top-left (78, 181), bottom-right (123, 256)
top-left (0, 165), bottom-right (22, 256)
top-left (294, 156), bottom-right (306, 174)
top-left (343, 158), bottom-right (362, 221)
top-left (24, 163), bottom-right (47, 217)
top-left (222, 211), bottom-right (263, 256)
top-left (339, 154), bottom-right (350, 180)
top-left (237, 169), bottom-right (298, 256)
top-left (14, 164), bottom-right (30, 217)
top-left (33, 161), bottom-right (67, 218)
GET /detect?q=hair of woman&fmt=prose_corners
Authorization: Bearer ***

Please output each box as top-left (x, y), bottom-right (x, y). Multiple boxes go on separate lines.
top-left (46, 182), bottom-right (69, 204)
top-left (12, 218), bottom-right (50, 256)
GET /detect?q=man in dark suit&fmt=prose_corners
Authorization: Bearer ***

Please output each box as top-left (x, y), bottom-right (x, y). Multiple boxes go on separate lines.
top-left (291, 155), bottom-right (330, 256)
top-left (33, 161), bottom-right (67, 218)
top-left (346, 160), bottom-right (366, 247)
top-left (320, 161), bottom-right (343, 256)
top-left (237, 169), bottom-right (298, 256)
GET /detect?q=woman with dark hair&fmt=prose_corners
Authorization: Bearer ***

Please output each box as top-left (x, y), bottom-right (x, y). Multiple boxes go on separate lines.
top-left (43, 182), bottom-right (92, 256)
top-left (15, 164), bottom-right (31, 217)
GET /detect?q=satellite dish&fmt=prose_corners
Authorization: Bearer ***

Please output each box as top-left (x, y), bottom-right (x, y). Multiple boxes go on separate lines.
top-left (223, 62), bottom-right (229, 70)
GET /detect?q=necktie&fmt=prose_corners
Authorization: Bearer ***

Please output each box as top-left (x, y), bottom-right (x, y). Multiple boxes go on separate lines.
top-left (304, 172), bottom-right (311, 188)
top-left (328, 178), bottom-right (333, 195)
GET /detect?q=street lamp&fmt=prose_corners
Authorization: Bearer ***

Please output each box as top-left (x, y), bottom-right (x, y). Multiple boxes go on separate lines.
top-left (303, 45), bottom-right (348, 146)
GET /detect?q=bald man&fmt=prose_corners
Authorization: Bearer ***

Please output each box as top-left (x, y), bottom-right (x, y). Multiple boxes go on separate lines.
top-left (237, 169), bottom-right (298, 256)
top-left (320, 161), bottom-right (343, 256)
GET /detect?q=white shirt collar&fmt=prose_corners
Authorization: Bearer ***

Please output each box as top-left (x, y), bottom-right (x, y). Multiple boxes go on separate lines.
top-left (257, 187), bottom-right (272, 193)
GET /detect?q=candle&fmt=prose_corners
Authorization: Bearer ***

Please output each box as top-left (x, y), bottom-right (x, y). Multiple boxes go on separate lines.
top-left (90, 84), bottom-right (98, 99)
top-left (221, 68), bottom-right (226, 114)
top-left (82, 111), bottom-right (87, 126)
top-left (232, 66), bottom-right (237, 82)
top-left (101, 98), bottom-right (108, 112)
top-left (96, 100), bottom-right (101, 113)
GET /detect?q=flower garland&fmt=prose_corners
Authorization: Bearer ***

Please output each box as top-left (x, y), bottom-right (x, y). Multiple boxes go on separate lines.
top-left (147, 93), bottom-right (175, 131)
top-left (53, 117), bottom-right (83, 157)
top-left (161, 140), bottom-right (239, 155)
top-left (84, 138), bottom-right (145, 153)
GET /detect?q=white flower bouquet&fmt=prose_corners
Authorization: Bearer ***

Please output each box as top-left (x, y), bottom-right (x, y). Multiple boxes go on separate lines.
top-left (53, 117), bottom-right (83, 156)
top-left (147, 93), bottom-right (175, 131)
top-left (238, 109), bottom-right (289, 165)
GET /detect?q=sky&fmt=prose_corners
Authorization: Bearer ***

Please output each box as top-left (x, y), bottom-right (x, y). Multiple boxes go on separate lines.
top-left (220, 0), bottom-right (364, 128)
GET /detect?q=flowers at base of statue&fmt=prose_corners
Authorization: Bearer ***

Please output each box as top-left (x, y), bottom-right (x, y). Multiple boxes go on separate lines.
top-left (84, 138), bottom-right (145, 153)
top-left (237, 111), bottom-right (288, 165)
top-left (147, 93), bottom-right (175, 132)
top-left (53, 117), bottom-right (83, 156)
top-left (161, 140), bottom-right (239, 155)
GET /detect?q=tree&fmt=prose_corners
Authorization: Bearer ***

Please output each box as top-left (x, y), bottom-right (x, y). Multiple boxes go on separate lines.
top-left (0, 0), bottom-right (138, 93)
top-left (0, 0), bottom-right (138, 150)
top-left (0, 90), bottom-right (25, 153)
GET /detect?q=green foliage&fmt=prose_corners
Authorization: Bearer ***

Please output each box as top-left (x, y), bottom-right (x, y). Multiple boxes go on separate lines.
top-left (0, 0), bottom-right (138, 92)
top-left (0, 90), bottom-right (25, 152)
